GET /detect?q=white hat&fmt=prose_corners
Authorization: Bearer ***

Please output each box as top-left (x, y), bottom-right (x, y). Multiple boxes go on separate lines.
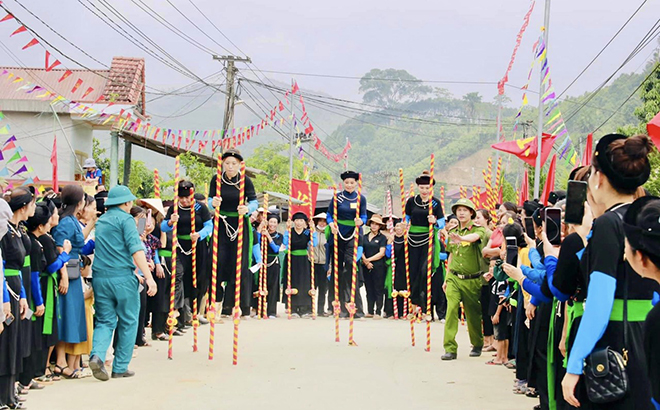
top-left (312, 212), bottom-right (327, 221)
top-left (138, 198), bottom-right (166, 217)
top-left (83, 158), bottom-right (97, 169)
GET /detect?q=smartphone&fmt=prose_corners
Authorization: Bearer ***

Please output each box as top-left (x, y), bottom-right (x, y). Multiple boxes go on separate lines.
top-left (4, 312), bottom-right (14, 326)
top-left (24, 307), bottom-right (33, 321)
top-left (505, 236), bottom-right (518, 266)
top-left (545, 207), bottom-right (562, 245)
top-left (137, 217), bottom-right (147, 235)
top-left (565, 180), bottom-right (588, 224)
top-left (524, 217), bottom-right (536, 240)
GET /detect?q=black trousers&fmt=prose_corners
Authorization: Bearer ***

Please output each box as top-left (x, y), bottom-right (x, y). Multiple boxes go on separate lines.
top-left (481, 283), bottom-right (494, 337)
top-left (0, 375), bottom-right (16, 406)
top-left (266, 259), bottom-right (280, 317)
top-left (152, 311), bottom-right (168, 335)
top-left (364, 263), bottom-right (385, 315)
top-left (135, 284), bottom-right (147, 346)
top-left (314, 263), bottom-right (328, 314)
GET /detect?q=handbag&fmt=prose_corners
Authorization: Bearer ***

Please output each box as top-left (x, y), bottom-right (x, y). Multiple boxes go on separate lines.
top-left (66, 259), bottom-right (81, 280)
top-left (582, 264), bottom-right (630, 403)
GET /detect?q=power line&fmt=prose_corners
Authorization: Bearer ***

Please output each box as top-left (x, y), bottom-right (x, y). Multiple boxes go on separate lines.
top-left (593, 62), bottom-right (660, 132)
top-left (556, 0), bottom-right (650, 100)
top-left (165, 0), bottom-right (233, 55)
top-left (563, 18), bottom-right (660, 123)
top-left (248, 69), bottom-right (499, 85)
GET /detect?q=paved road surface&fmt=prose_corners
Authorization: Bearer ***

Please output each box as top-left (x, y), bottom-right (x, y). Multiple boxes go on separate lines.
top-left (28, 314), bottom-right (535, 410)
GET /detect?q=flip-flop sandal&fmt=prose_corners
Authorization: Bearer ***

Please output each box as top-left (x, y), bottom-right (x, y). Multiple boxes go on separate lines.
top-left (44, 368), bottom-right (61, 382)
top-left (28, 382), bottom-right (45, 390)
top-left (483, 345), bottom-right (496, 352)
top-left (8, 403), bottom-right (27, 409)
top-left (485, 360), bottom-right (502, 365)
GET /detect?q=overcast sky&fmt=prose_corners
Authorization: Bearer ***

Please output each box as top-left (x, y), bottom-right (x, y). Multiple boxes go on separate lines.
top-left (2, 0), bottom-right (659, 121)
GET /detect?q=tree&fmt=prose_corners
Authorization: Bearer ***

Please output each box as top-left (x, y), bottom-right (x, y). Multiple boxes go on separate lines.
top-left (462, 92), bottom-right (483, 123)
top-left (92, 138), bottom-right (111, 174)
top-left (160, 151), bottom-right (215, 199)
top-left (618, 62), bottom-right (660, 196)
top-left (118, 159), bottom-right (154, 198)
top-left (358, 69), bottom-right (432, 108)
top-left (246, 142), bottom-right (333, 194)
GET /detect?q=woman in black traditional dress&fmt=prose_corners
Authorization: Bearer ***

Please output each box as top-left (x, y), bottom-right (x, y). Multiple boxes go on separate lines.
top-left (622, 196), bottom-right (660, 410)
top-left (362, 214), bottom-right (387, 318)
top-left (404, 171), bottom-right (444, 311)
top-left (561, 134), bottom-right (660, 410)
top-left (207, 149), bottom-right (258, 317)
top-left (261, 214), bottom-right (284, 318)
top-left (0, 188), bottom-right (34, 408)
top-left (162, 181), bottom-right (212, 327)
top-left (282, 212), bottom-right (317, 318)
top-left (21, 201), bottom-right (57, 388)
top-left (384, 220), bottom-right (406, 319)
top-left (35, 198), bottom-right (70, 381)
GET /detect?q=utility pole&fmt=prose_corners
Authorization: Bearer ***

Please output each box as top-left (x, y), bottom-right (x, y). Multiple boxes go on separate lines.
top-left (533, 0), bottom-right (551, 199)
top-left (213, 55), bottom-right (251, 155)
top-left (288, 79), bottom-right (296, 181)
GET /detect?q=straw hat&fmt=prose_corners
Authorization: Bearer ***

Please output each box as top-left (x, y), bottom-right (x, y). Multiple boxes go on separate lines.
top-left (367, 214), bottom-right (386, 227)
top-left (138, 198), bottom-right (166, 217)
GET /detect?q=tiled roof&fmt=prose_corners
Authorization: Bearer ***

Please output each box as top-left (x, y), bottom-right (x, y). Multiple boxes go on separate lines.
top-left (0, 56), bottom-right (145, 106)
top-left (103, 57), bottom-right (145, 105)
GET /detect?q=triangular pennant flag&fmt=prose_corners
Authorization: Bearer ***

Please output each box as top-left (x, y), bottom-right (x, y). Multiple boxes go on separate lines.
top-left (0, 125), bottom-right (10, 134)
top-left (2, 141), bottom-right (16, 151)
top-left (21, 177), bottom-right (34, 186)
top-left (45, 51), bottom-right (61, 72)
top-left (21, 38), bottom-right (39, 50)
top-left (58, 70), bottom-right (72, 83)
top-left (11, 165), bottom-right (28, 177)
top-left (17, 155), bottom-right (28, 163)
top-left (71, 78), bottom-right (83, 93)
top-left (81, 87), bottom-right (94, 100)
top-left (0, 13), bottom-right (15, 22)
top-left (10, 25), bottom-right (27, 36)
top-left (7, 151), bottom-right (22, 163)
top-left (0, 167), bottom-right (7, 177)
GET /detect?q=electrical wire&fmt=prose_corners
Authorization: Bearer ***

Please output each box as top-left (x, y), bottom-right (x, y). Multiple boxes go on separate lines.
top-left (556, 0), bottom-right (649, 100)
top-left (593, 62), bottom-right (660, 132)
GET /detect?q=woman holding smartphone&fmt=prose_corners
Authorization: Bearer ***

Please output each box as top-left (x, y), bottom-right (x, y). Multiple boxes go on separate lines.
top-left (561, 134), bottom-right (660, 409)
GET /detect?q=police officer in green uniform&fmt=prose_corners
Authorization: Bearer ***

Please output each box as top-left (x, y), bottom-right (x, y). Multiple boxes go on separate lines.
top-left (442, 199), bottom-right (488, 360)
top-left (88, 185), bottom-right (157, 381)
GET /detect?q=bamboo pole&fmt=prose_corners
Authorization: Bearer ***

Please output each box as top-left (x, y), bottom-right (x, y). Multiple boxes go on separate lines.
top-left (167, 157), bottom-right (180, 360)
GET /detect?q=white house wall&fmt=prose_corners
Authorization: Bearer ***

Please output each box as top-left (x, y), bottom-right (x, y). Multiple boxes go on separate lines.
top-left (2, 102), bottom-right (93, 182)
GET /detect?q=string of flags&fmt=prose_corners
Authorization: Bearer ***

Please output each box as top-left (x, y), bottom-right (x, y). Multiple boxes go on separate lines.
top-left (511, 31), bottom-right (579, 166)
top-left (0, 111), bottom-right (40, 187)
top-left (0, 6), bottom-right (351, 164)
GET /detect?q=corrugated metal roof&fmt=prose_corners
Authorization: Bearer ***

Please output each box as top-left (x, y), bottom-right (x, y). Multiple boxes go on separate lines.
top-left (0, 67), bottom-right (110, 103)
top-left (0, 57), bottom-right (145, 106)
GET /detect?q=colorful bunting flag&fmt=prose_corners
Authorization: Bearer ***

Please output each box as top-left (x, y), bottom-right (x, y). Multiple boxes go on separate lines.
top-left (10, 25), bottom-right (26, 36)
top-left (21, 38), bottom-right (38, 50)
top-left (0, 13), bottom-right (15, 22)
top-left (71, 78), bottom-right (83, 93)
top-left (0, 125), bottom-right (9, 134)
top-left (58, 70), bottom-right (72, 83)
top-left (11, 165), bottom-right (27, 177)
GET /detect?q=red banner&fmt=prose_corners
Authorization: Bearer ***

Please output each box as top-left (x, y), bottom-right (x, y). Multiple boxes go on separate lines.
top-left (290, 178), bottom-right (319, 218)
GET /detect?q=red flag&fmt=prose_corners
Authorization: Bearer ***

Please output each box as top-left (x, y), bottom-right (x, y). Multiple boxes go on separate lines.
top-left (581, 133), bottom-right (593, 167)
top-left (81, 87), bottom-right (94, 99)
top-left (58, 70), bottom-right (72, 82)
top-left (541, 155), bottom-right (557, 205)
top-left (51, 136), bottom-right (58, 192)
top-left (491, 133), bottom-right (557, 167)
top-left (21, 38), bottom-right (39, 50)
top-left (2, 141), bottom-right (16, 152)
top-left (10, 26), bottom-right (26, 36)
top-left (518, 168), bottom-right (529, 206)
top-left (470, 190), bottom-right (489, 209)
top-left (71, 78), bottom-right (83, 93)
top-left (45, 51), bottom-right (62, 72)
top-left (291, 82), bottom-right (299, 94)
top-left (0, 13), bottom-right (15, 22)
top-left (289, 179), bottom-right (319, 218)
top-left (278, 101), bottom-right (285, 111)
top-left (646, 111), bottom-right (660, 151)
